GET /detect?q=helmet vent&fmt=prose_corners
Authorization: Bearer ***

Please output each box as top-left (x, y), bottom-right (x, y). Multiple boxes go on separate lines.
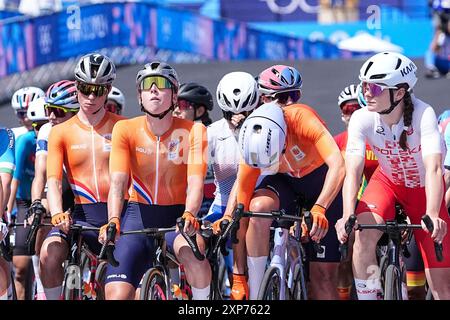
top-left (395, 58), bottom-right (402, 70)
top-left (242, 94), bottom-right (251, 108)
top-left (370, 74), bottom-right (387, 80)
top-left (363, 61), bottom-right (373, 76)
top-left (233, 89), bottom-right (241, 96)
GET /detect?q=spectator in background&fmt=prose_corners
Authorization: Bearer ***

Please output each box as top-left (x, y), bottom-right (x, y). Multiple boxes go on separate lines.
top-left (318, 0), bottom-right (359, 24)
top-left (425, 0), bottom-right (450, 78)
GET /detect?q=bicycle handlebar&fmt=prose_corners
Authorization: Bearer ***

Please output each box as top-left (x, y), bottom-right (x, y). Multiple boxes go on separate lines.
top-left (176, 217), bottom-right (205, 261)
top-left (25, 206), bottom-right (46, 255)
top-left (303, 211), bottom-right (324, 255)
top-left (98, 223), bottom-right (119, 267)
top-left (421, 215), bottom-right (444, 262)
top-left (339, 214), bottom-right (357, 261)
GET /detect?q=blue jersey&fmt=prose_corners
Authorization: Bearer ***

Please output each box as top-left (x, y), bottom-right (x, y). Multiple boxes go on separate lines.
top-left (13, 130), bottom-right (36, 200)
top-left (0, 127), bottom-right (15, 174)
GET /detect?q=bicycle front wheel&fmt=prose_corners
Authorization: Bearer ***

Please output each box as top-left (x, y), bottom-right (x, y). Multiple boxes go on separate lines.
top-left (292, 263), bottom-right (308, 300)
top-left (94, 261), bottom-right (107, 300)
top-left (257, 266), bottom-right (283, 300)
top-left (384, 265), bottom-right (402, 300)
top-left (140, 268), bottom-right (168, 300)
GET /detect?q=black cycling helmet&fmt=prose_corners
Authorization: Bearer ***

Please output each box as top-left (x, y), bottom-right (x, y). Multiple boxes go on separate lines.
top-left (178, 83), bottom-right (214, 111)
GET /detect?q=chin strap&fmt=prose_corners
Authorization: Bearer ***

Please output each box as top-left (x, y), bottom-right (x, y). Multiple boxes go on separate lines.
top-left (378, 89), bottom-right (402, 115)
top-left (140, 103), bottom-right (174, 119)
top-left (92, 105), bottom-right (104, 115)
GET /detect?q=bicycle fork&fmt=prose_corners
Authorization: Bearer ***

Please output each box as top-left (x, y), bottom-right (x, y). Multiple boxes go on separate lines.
top-left (270, 227), bottom-right (288, 300)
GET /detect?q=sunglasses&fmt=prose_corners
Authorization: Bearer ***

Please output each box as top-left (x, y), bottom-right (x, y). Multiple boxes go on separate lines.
top-left (269, 90), bottom-right (301, 104)
top-left (77, 82), bottom-right (109, 97)
top-left (32, 121), bottom-right (46, 131)
top-left (361, 82), bottom-right (397, 97)
top-left (140, 76), bottom-right (172, 91)
top-left (44, 104), bottom-right (78, 118)
top-left (341, 103), bottom-right (360, 116)
top-left (105, 101), bottom-right (122, 114)
top-left (177, 99), bottom-right (195, 111)
top-left (16, 110), bottom-right (27, 119)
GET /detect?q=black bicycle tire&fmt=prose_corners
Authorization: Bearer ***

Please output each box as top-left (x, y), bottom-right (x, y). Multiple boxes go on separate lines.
top-left (94, 261), bottom-right (107, 300)
top-left (378, 254), bottom-right (388, 296)
top-left (140, 267), bottom-right (168, 300)
top-left (292, 263), bottom-right (308, 300)
top-left (257, 265), bottom-right (282, 300)
top-left (384, 264), bottom-right (402, 300)
top-left (62, 265), bottom-right (82, 300)
top-left (10, 270), bottom-right (17, 300)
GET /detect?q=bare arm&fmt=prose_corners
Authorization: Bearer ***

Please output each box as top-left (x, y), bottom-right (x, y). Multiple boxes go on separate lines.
top-left (107, 172), bottom-right (128, 221)
top-left (47, 178), bottom-right (63, 216)
top-left (6, 178), bottom-right (19, 215)
top-left (31, 154), bottom-right (47, 201)
top-left (0, 172), bottom-right (12, 213)
top-left (315, 150), bottom-right (346, 209)
top-left (185, 174), bottom-right (204, 217)
top-left (342, 154), bottom-right (365, 219)
top-left (424, 154), bottom-right (444, 218)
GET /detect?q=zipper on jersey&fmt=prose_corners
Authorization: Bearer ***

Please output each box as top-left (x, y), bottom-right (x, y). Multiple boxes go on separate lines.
top-left (91, 126), bottom-right (100, 202)
top-left (154, 136), bottom-right (160, 204)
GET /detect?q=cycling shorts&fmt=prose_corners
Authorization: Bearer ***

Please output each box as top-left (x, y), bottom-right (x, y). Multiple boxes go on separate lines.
top-left (356, 168), bottom-right (450, 268)
top-left (12, 199), bottom-right (32, 256)
top-left (255, 163), bottom-right (343, 263)
top-left (104, 202), bottom-right (183, 288)
top-left (46, 203), bottom-right (112, 256)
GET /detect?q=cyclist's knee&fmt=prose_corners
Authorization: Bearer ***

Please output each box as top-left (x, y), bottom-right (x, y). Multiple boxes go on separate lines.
top-left (105, 283), bottom-right (135, 300)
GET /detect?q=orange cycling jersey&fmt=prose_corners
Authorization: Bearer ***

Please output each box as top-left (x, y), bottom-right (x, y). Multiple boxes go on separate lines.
top-left (110, 116), bottom-right (207, 205)
top-left (47, 112), bottom-right (125, 204)
top-left (237, 104), bottom-right (340, 210)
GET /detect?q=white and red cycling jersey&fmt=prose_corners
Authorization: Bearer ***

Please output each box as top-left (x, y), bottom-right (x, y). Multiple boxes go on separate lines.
top-left (346, 96), bottom-right (444, 188)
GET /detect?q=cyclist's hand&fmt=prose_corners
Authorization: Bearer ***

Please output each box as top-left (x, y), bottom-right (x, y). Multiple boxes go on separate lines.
top-left (308, 204), bottom-right (329, 242)
top-left (181, 211), bottom-right (200, 236)
top-left (0, 221), bottom-right (8, 241)
top-left (335, 217), bottom-right (348, 244)
top-left (212, 215), bottom-right (232, 235)
top-left (27, 199), bottom-right (46, 225)
top-left (422, 216), bottom-right (447, 244)
top-left (98, 217), bottom-right (121, 244)
top-left (230, 114), bottom-right (246, 129)
top-left (51, 211), bottom-right (72, 233)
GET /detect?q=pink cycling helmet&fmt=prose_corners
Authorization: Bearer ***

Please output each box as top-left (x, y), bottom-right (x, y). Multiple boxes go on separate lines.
top-left (257, 65), bottom-right (303, 96)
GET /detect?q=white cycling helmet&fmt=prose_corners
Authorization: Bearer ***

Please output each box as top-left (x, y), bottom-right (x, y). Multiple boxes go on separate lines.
top-left (239, 101), bottom-right (286, 168)
top-left (11, 86), bottom-right (45, 111)
top-left (338, 84), bottom-right (358, 108)
top-left (27, 97), bottom-right (48, 122)
top-left (108, 86), bottom-right (126, 110)
top-left (359, 51), bottom-right (418, 90)
top-left (74, 53), bottom-right (116, 85)
top-left (216, 72), bottom-right (260, 113)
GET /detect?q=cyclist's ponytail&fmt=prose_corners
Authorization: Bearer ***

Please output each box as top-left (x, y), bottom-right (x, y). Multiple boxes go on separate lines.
top-left (399, 85), bottom-right (414, 151)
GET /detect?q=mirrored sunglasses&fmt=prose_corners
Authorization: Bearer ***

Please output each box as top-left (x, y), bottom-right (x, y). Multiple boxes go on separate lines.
top-left (44, 104), bottom-right (77, 118)
top-left (177, 99), bottom-right (195, 111)
top-left (77, 82), bottom-right (109, 97)
top-left (341, 103), bottom-right (361, 116)
top-left (140, 76), bottom-right (172, 91)
top-left (270, 90), bottom-right (301, 104)
top-left (16, 110), bottom-right (27, 119)
top-left (361, 82), bottom-right (397, 97)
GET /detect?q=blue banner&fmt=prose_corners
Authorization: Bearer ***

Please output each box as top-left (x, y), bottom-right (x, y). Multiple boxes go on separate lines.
top-left (220, 0), bottom-right (319, 22)
top-left (0, 2), bottom-right (344, 78)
